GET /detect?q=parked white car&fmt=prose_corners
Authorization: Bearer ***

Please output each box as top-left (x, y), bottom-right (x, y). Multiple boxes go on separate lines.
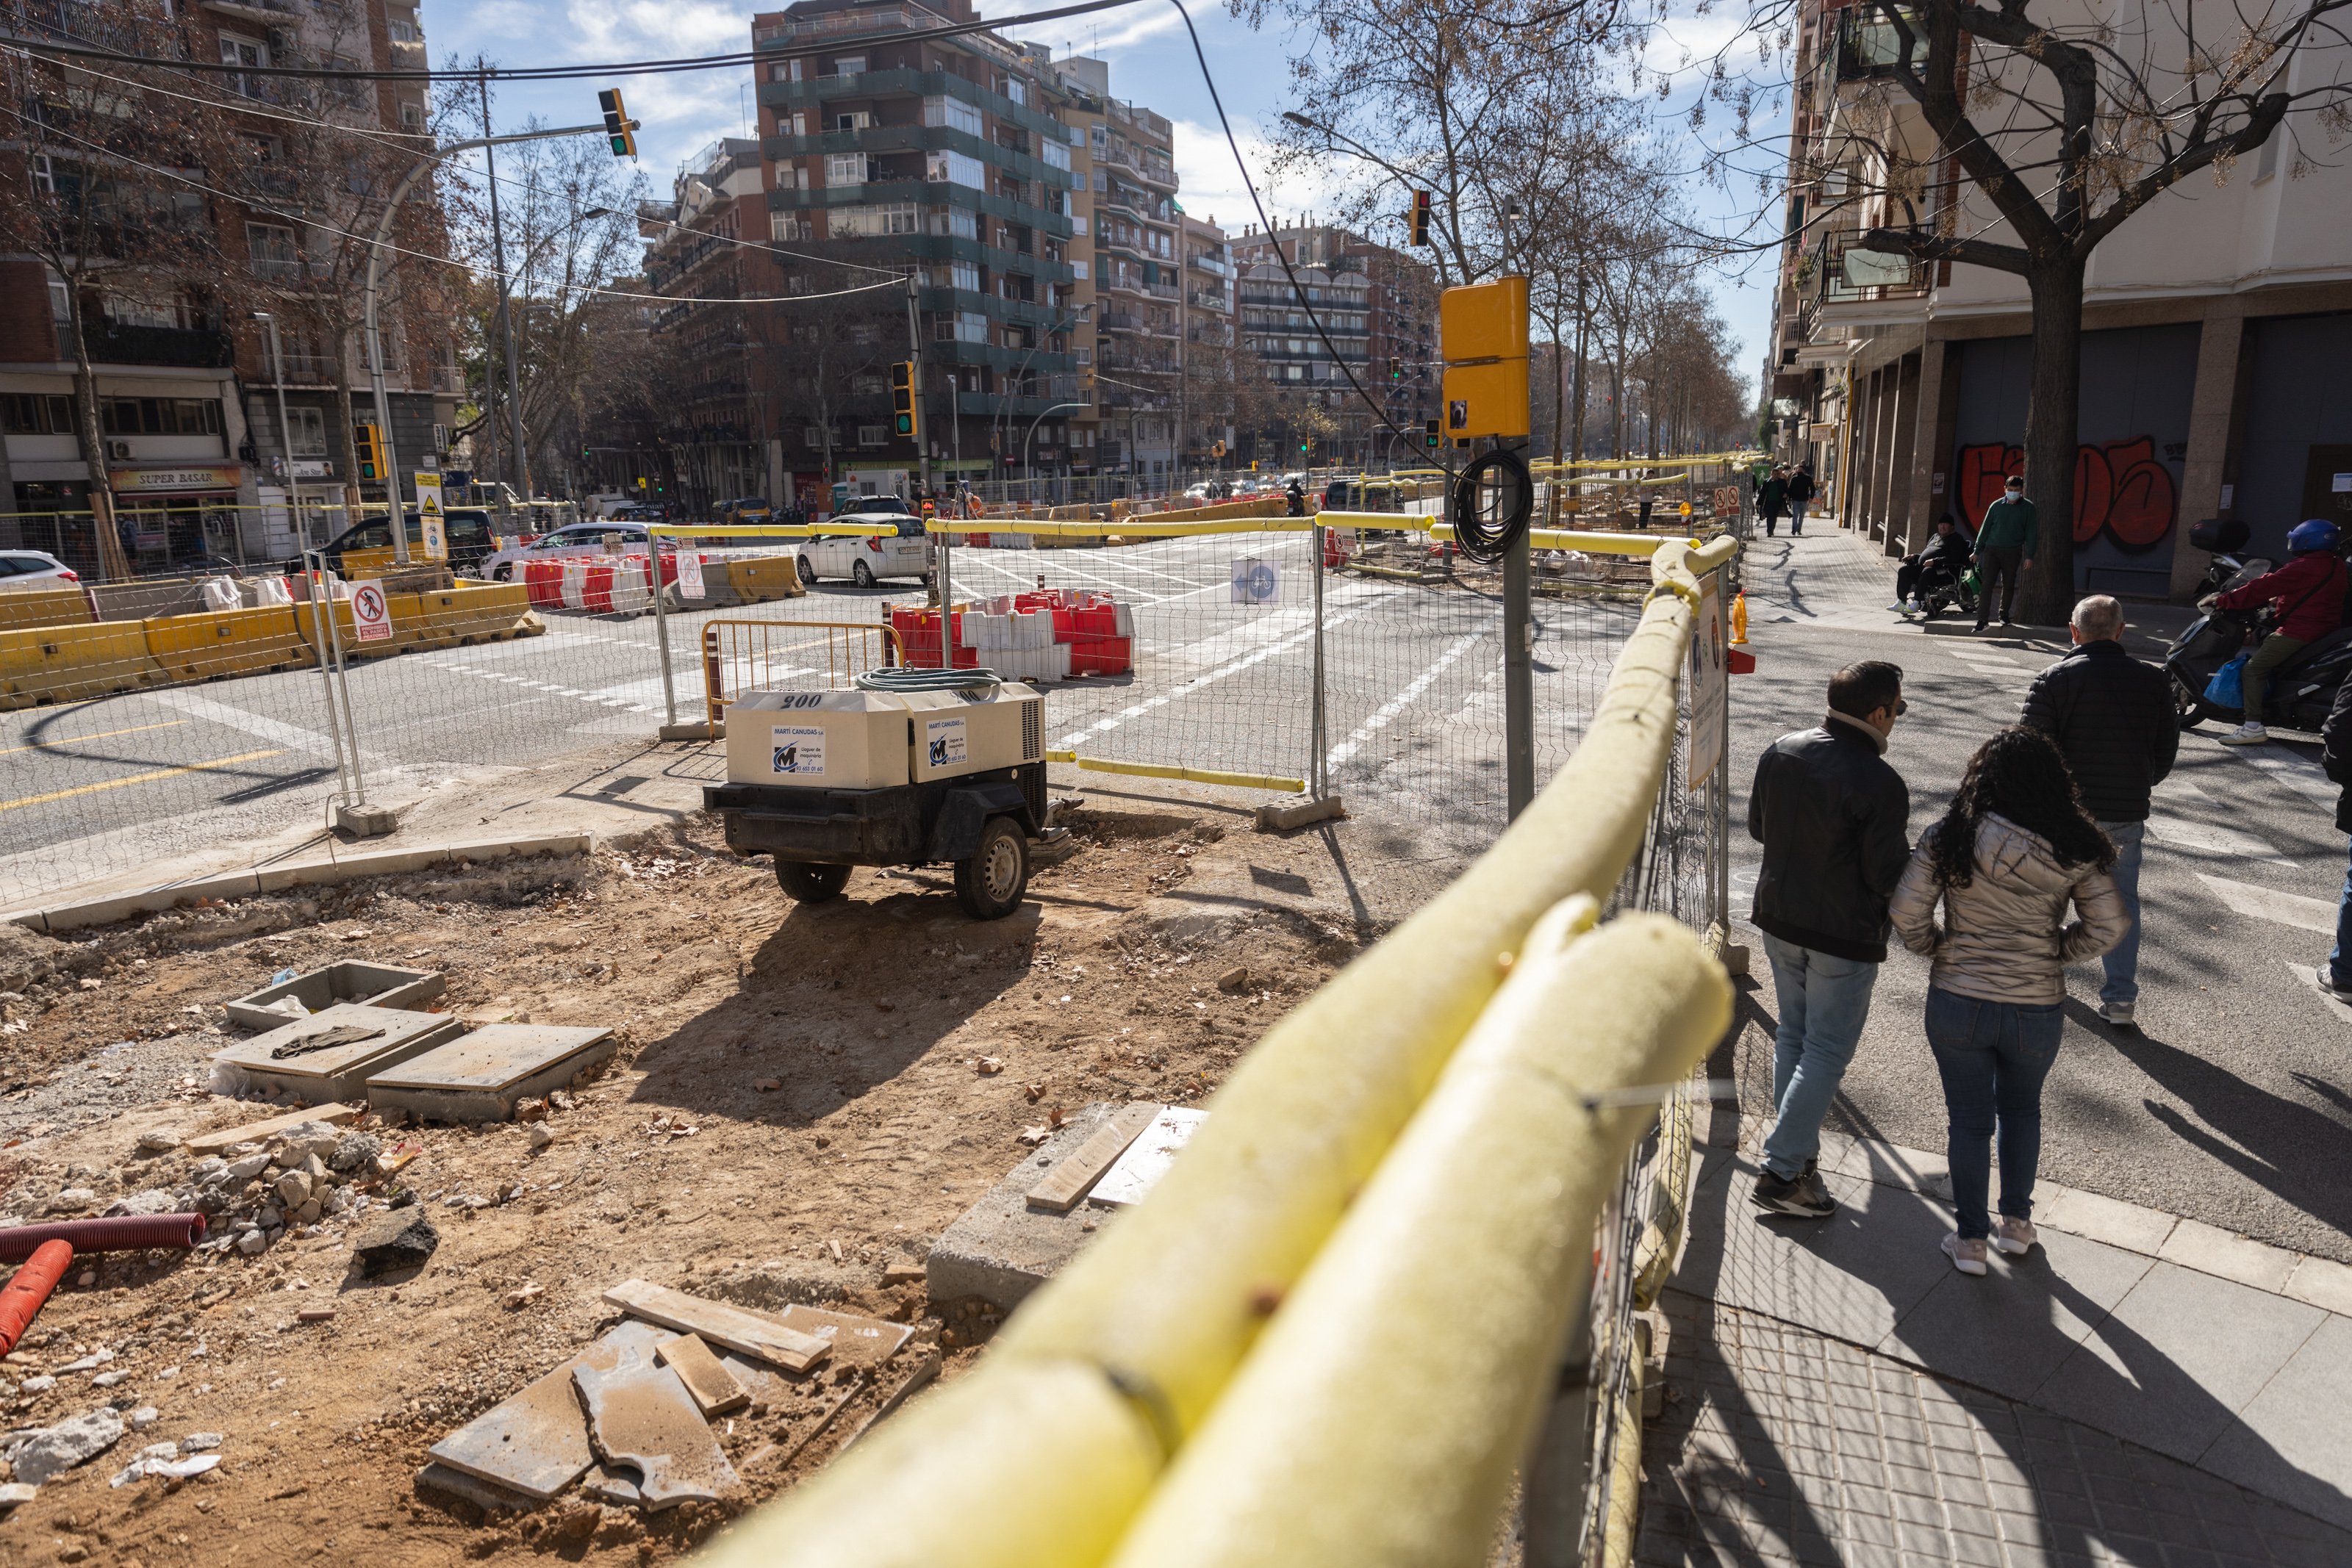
top-left (797, 513), bottom-right (931, 588)
top-left (476, 520), bottom-right (653, 582)
top-left (0, 550), bottom-right (79, 585)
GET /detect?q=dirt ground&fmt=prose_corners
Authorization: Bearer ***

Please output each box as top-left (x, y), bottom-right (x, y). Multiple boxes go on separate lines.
top-left (0, 798), bottom-right (1372, 1567)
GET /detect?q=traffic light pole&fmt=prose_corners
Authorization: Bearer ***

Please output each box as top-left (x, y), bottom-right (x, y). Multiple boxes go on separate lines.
top-left (363, 122), bottom-right (606, 563)
top-left (907, 273), bottom-right (948, 611)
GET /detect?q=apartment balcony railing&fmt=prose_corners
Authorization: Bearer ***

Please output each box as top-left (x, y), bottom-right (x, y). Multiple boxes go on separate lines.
top-left (1144, 281), bottom-right (1180, 301)
top-left (754, 4), bottom-right (948, 45)
top-left (82, 320), bottom-right (233, 370)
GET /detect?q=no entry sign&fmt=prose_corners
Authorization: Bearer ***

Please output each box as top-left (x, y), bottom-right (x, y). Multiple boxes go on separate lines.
top-left (350, 580), bottom-right (394, 643)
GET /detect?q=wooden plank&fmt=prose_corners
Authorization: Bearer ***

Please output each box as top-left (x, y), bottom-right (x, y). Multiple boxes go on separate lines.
top-left (1025, 1101), bottom-right (1161, 1213)
top-left (184, 1101), bottom-right (363, 1155)
top-left (603, 1279), bottom-right (831, 1373)
top-left (656, 1331), bottom-right (750, 1417)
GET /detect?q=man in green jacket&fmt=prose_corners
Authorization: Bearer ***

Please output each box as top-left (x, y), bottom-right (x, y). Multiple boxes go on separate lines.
top-left (1974, 474), bottom-right (2037, 630)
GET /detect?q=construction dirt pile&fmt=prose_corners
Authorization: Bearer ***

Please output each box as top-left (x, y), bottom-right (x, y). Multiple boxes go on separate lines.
top-left (0, 800), bottom-right (1367, 1564)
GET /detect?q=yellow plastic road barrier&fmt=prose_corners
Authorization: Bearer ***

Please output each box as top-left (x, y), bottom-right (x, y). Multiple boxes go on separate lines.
top-left (142, 606), bottom-right (312, 680)
top-left (648, 523), bottom-right (897, 538)
top-left (294, 597), bottom-right (400, 661)
top-left (1041, 753), bottom-right (1305, 794)
top-left (340, 547), bottom-right (398, 577)
top-left (700, 534), bottom-right (1741, 1568)
top-left (1106, 907), bottom-right (1729, 1568)
top-left (433, 582), bottom-right (539, 644)
top-left (0, 622), bottom-right (171, 708)
top-left (0, 587), bottom-right (93, 631)
top-left (723, 555), bottom-right (806, 603)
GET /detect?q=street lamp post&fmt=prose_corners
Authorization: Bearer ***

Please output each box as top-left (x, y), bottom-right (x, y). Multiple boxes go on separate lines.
top-left (1022, 400), bottom-right (1081, 483)
top-left (993, 306), bottom-right (1088, 496)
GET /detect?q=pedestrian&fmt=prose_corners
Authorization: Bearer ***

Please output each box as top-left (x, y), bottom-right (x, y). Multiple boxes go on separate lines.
top-left (1892, 514), bottom-right (1974, 612)
top-left (1748, 660), bottom-right (1912, 1218)
top-left (2019, 594), bottom-right (2177, 1026)
top-left (2212, 518), bottom-right (2347, 746)
top-left (1785, 464), bottom-right (1815, 535)
top-left (1757, 467), bottom-right (1788, 538)
top-left (1973, 474), bottom-right (2037, 630)
top-left (1890, 727), bottom-right (2127, 1276)
top-left (2318, 669), bottom-right (2352, 1001)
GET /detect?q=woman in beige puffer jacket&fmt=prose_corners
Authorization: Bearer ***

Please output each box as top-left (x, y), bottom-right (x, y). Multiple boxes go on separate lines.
top-left (1890, 727), bottom-right (2129, 1279)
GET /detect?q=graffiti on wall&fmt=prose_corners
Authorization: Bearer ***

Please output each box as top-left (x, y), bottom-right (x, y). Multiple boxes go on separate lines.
top-left (1954, 439), bottom-right (2179, 551)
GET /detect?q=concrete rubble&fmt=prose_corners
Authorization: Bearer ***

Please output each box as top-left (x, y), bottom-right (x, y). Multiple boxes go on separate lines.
top-left (4, 1406), bottom-right (126, 1486)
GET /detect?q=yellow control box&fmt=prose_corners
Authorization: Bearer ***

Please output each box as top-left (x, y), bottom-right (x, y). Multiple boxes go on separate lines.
top-left (1439, 275), bottom-right (1531, 441)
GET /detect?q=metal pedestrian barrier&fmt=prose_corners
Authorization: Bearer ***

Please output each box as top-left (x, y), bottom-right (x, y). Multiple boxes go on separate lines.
top-left (699, 620), bottom-right (906, 730)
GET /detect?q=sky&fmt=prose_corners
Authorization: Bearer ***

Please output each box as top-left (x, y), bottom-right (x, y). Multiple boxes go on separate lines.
top-left (426, 0), bottom-right (1790, 387)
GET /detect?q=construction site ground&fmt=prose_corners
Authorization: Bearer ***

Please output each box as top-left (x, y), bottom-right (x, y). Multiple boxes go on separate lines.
top-left (0, 792), bottom-right (1380, 1567)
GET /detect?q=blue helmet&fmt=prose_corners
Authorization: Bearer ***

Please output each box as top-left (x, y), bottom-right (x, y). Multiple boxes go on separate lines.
top-left (2288, 519), bottom-right (2340, 554)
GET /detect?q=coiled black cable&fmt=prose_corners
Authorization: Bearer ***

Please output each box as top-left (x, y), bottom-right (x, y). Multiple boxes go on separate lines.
top-left (1449, 447), bottom-right (1536, 565)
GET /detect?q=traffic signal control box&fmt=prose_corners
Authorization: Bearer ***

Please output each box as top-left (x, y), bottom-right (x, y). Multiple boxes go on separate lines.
top-left (1439, 276), bottom-right (1530, 441)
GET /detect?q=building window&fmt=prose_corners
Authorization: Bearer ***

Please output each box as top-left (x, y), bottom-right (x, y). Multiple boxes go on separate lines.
top-left (923, 96), bottom-right (983, 136)
top-left (925, 149), bottom-right (986, 190)
top-left (946, 260), bottom-right (980, 292)
top-left (828, 54), bottom-right (866, 76)
top-left (857, 423), bottom-right (888, 446)
top-left (1004, 77), bottom-right (1027, 106)
top-left (284, 406), bottom-right (327, 456)
top-left (1041, 140), bottom-right (1070, 172)
top-left (770, 215), bottom-right (813, 242)
top-left (928, 207), bottom-right (978, 240)
top-left (802, 426), bottom-right (827, 447)
top-left (245, 223), bottom-right (301, 281)
top-left (954, 312), bottom-right (988, 343)
top-left (218, 32), bottom-right (267, 96)
top-left (831, 202), bottom-right (917, 238)
top-left (0, 394), bottom-right (74, 434)
top-left (824, 153), bottom-right (870, 188)
top-left (101, 398), bottom-right (222, 436)
top-left (834, 110), bottom-right (870, 131)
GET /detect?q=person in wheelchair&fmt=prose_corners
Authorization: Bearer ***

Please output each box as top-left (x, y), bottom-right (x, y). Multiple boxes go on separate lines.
top-left (1893, 514), bottom-right (1976, 614)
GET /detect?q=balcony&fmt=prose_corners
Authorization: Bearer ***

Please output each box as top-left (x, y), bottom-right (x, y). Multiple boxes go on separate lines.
top-left (755, 5), bottom-right (950, 45)
top-left (199, 0), bottom-right (302, 21)
top-left (82, 320), bottom-right (233, 370)
top-left (1187, 289), bottom-right (1227, 312)
top-left (1801, 231), bottom-right (1930, 337)
top-left (256, 350), bottom-right (340, 385)
top-left (1188, 252), bottom-right (1232, 278)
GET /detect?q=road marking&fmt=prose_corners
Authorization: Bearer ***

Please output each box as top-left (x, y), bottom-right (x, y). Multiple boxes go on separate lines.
top-left (0, 749), bottom-right (284, 813)
top-left (1055, 607), bottom-right (1366, 749)
top-left (2195, 871), bottom-right (2337, 933)
top-left (2209, 740), bottom-right (2338, 807)
top-left (1327, 630), bottom-right (1488, 767)
top-left (0, 719), bottom-right (188, 756)
top-left (2146, 813), bottom-right (2290, 861)
top-left (146, 690), bottom-right (345, 759)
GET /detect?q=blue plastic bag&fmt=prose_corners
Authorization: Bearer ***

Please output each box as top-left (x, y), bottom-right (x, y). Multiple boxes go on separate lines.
top-left (2204, 652), bottom-right (2250, 710)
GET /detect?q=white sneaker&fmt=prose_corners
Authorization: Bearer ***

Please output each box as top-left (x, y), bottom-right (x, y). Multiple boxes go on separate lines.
top-left (1993, 1217), bottom-right (2038, 1256)
top-left (2098, 999), bottom-right (2135, 1026)
top-left (2219, 722), bottom-right (2269, 746)
top-left (1942, 1233), bottom-right (1988, 1276)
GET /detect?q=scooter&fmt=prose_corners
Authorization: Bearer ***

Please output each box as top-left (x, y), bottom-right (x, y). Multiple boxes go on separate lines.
top-left (2164, 518), bottom-right (2352, 732)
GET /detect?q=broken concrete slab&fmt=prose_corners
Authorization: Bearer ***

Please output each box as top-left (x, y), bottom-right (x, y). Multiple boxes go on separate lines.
top-left (362, 1024), bottom-right (616, 1123)
top-left (6, 1406), bottom-right (126, 1485)
top-left (426, 1321), bottom-right (670, 1501)
top-left (224, 962), bottom-right (444, 1032)
top-left (714, 1303), bottom-right (915, 1413)
top-left (579, 1464), bottom-right (642, 1507)
top-left (603, 1280), bottom-right (830, 1372)
top-left (1027, 1101), bottom-right (1160, 1212)
top-left (1089, 1104), bottom-right (1207, 1207)
top-left (656, 1334), bottom-right (749, 1417)
top-left (928, 1101), bottom-right (1132, 1312)
top-left (415, 1462), bottom-right (540, 1513)
top-left (210, 1003), bottom-right (467, 1103)
top-left (183, 1101), bottom-right (364, 1157)
top-left (573, 1342), bottom-right (739, 1510)
top-left (351, 1210), bottom-right (440, 1277)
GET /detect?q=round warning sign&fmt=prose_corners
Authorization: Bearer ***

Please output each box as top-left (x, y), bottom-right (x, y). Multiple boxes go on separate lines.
top-left (350, 580), bottom-right (394, 642)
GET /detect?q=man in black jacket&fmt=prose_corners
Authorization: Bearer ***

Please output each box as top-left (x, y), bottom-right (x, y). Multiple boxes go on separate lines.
top-left (2020, 595), bottom-right (2177, 1027)
top-left (1748, 661), bottom-right (1912, 1217)
top-left (2320, 674), bottom-right (2352, 1000)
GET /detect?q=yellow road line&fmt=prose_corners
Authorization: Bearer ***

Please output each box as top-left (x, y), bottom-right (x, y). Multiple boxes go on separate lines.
top-left (0, 748), bottom-right (285, 813)
top-left (0, 719), bottom-right (189, 757)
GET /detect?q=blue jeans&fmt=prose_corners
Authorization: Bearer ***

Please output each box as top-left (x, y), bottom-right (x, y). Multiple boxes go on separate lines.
top-left (1924, 988), bottom-right (2063, 1240)
top-left (2331, 836), bottom-right (2352, 991)
top-left (1760, 932), bottom-right (1879, 1180)
top-left (2098, 821), bottom-right (2145, 1006)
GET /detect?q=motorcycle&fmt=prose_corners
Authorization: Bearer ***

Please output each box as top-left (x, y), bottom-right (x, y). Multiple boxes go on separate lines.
top-left (2164, 518), bottom-right (2352, 733)
top-left (1914, 555), bottom-right (1978, 621)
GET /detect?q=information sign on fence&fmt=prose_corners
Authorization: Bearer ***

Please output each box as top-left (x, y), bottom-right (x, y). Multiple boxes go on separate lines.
top-left (1688, 575), bottom-right (1727, 788)
top-left (1230, 556), bottom-right (1281, 605)
top-left (676, 550), bottom-right (706, 600)
top-left (415, 474), bottom-right (446, 561)
top-left (349, 580), bottom-right (394, 644)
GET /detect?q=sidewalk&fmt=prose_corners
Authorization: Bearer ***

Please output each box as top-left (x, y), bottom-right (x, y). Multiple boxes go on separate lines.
top-left (1636, 1131), bottom-right (2352, 1564)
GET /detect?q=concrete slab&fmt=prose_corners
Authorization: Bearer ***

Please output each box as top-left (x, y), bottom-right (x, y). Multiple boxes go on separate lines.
top-left (2284, 1255), bottom-right (2352, 1317)
top-left (426, 1321), bottom-right (670, 1500)
top-left (2158, 1215), bottom-right (2300, 1293)
top-left (714, 1306), bottom-right (913, 1414)
top-left (1676, 1152), bottom-right (1956, 1350)
top-left (2198, 1312), bottom-right (2352, 1533)
top-left (1875, 1225), bottom-right (2154, 1403)
top-left (182, 1101), bottom-right (363, 1156)
top-left (363, 1024), bottom-right (617, 1123)
top-left (210, 1004), bottom-right (466, 1103)
top-left (224, 961), bottom-right (444, 1032)
top-left (929, 1101), bottom-right (1127, 1311)
top-left (414, 1461), bottom-right (538, 1513)
top-left (2033, 1181), bottom-right (2180, 1257)
top-left (573, 1340), bottom-right (739, 1509)
top-left (1090, 1104), bottom-right (1206, 1207)
top-left (2030, 1261), bottom-right (2327, 1466)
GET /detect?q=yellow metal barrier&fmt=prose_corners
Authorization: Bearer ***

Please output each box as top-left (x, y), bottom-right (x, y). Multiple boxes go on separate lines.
top-left (143, 605), bottom-right (312, 680)
top-left (648, 523), bottom-right (897, 538)
top-left (1316, 511), bottom-right (1695, 558)
top-left (932, 517), bottom-right (1314, 539)
top-left (700, 619), bottom-right (905, 728)
top-left (701, 533), bottom-right (1740, 1568)
top-left (0, 622), bottom-right (171, 708)
top-left (0, 587), bottom-right (93, 631)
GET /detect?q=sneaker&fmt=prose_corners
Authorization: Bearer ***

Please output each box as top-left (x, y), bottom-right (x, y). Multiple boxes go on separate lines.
top-left (1942, 1232), bottom-right (1989, 1276)
top-left (2219, 722), bottom-right (2269, 746)
top-left (2001, 616), bottom-right (2016, 627)
top-left (2097, 999), bottom-right (2136, 1027)
top-left (2322, 974), bottom-right (2352, 1003)
top-left (1887, 602), bottom-right (1910, 613)
top-left (1752, 1168), bottom-right (1837, 1218)
top-left (1993, 1217), bottom-right (2038, 1256)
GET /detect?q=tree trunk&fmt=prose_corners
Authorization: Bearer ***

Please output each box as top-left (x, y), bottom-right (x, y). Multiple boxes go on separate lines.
top-left (333, 374), bottom-right (362, 542)
top-left (63, 289), bottom-right (131, 583)
top-left (1569, 281), bottom-right (1588, 464)
top-left (2019, 253), bottom-right (2084, 625)
top-left (1544, 312), bottom-right (1566, 524)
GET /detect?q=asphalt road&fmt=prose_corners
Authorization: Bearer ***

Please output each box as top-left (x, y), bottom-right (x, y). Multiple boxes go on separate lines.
top-left (1727, 526), bottom-right (2352, 1264)
top-left (1, 533), bottom-right (1642, 904)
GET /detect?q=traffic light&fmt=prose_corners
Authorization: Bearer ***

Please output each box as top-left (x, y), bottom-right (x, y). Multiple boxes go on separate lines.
top-left (1423, 418), bottom-right (1441, 451)
top-left (1409, 190), bottom-right (1432, 247)
top-left (1388, 356), bottom-right (1403, 381)
top-left (598, 89), bottom-right (637, 159)
top-left (351, 422), bottom-right (384, 481)
top-left (890, 361), bottom-right (919, 439)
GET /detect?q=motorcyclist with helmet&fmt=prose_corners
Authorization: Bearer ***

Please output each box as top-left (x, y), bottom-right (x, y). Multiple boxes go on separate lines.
top-left (1892, 513), bottom-right (1976, 614)
top-left (2212, 517), bottom-right (2348, 745)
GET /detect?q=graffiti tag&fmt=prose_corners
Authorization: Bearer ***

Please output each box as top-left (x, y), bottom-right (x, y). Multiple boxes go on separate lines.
top-left (1954, 439), bottom-right (2179, 551)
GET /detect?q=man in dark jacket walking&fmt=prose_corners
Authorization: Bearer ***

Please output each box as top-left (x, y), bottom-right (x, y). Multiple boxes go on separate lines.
top-left (1747, 660), bottom-right (1912, 1216)
top-left (1785, 464), bottom-right (1816, 536)
top-left (1974, 474), bottom-right (2037, 630)
top-left (1757, 468), bottom-right (1789, 538)
top-left (2021, 594), bottom-right (2178, 1026)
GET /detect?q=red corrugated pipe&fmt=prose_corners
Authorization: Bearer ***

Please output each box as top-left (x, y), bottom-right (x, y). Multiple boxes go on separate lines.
top-left (0, 1239), bottom-right (73, 1356)
top-left (0, 1213), bottom-right (207, 1263)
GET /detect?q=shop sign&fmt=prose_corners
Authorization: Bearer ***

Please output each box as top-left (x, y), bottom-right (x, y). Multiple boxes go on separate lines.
top-left (108, 466), bottom-right (241, 493)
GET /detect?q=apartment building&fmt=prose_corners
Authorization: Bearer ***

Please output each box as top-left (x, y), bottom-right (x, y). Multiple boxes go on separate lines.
top-left (1230, 222), bottom-right (1438, 466)
top-left (0, 0), bottom-right (457, 573)
top-left (753, 0), bottom-right (1080, 503)
top-left (1179, 210), bottom-right (1236, 463)
top-left (1767, 0), bottom-right (2352, 600)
